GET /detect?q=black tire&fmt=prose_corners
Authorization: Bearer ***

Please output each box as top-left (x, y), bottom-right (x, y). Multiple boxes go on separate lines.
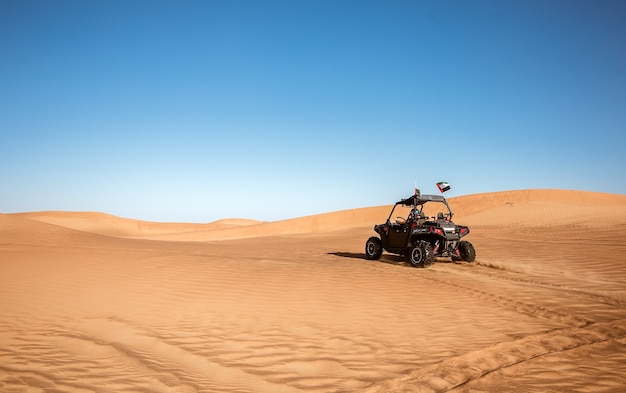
top-left (407, 241), bottom-right (434, 268)
top-left (457, 240), bottom-right (476, 262)
top-left (365, 237), bottom-right (383, 260)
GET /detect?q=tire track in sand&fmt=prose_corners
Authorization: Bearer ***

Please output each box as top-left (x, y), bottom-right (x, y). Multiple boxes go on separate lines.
top-left (421, 272), bottom-right (592, 327)
top-left (367, 261), bottom-right (593, 329)
top-left (359, 259), bottom-right (625, 392)
top-left (363, 318), bottom-right (626, 393)
top-left (469, 261), bottom-right (626, 307)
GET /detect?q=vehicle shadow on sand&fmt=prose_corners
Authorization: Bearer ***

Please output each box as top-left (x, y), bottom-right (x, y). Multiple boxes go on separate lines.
top-left (328, 252), bottom-right (408, 266)
top-left (328, 252), bottom-right (466, 267)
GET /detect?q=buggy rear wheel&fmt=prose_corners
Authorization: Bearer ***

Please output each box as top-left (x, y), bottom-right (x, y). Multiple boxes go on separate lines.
top-left (365, 237), bottom-right (383, 260)
top-left (407, 241), bottom-right (433, 268)
top-left (454, 240), bottom-right (476, 262)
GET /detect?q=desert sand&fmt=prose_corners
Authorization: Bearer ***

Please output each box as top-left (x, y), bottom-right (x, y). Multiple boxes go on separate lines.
top-left (1, 189), bottom-right (626, 392)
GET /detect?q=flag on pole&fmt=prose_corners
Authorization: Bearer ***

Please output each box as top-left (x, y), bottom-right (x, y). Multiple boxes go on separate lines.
top-left (437, 181), bottom-right (451, 193)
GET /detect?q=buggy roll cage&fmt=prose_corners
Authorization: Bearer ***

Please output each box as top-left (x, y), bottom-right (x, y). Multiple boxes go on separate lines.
top-left (387, 194), bottom-right (454, 223)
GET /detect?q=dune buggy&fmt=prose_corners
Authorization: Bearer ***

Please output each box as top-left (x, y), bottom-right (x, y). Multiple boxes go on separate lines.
top-left (365, 194), bottom-right (475, 267)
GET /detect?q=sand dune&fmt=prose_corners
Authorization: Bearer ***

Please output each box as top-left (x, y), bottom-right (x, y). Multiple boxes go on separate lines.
top-left (13, 211), bottom-right (261, 238)
top-left (1, 189), bottom-right (626, 392)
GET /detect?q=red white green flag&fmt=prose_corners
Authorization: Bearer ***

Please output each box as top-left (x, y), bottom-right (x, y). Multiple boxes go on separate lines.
top-left (437, 182), bottom-right (451, 193)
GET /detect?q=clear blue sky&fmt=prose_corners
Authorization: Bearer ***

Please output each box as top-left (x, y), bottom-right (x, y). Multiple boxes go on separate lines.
top-left (1, 1), bottom-right (625, 222)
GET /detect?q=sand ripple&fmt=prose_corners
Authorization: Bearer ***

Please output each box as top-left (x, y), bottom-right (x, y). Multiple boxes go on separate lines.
top-left (2, 190), bottom-right (626, 392)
